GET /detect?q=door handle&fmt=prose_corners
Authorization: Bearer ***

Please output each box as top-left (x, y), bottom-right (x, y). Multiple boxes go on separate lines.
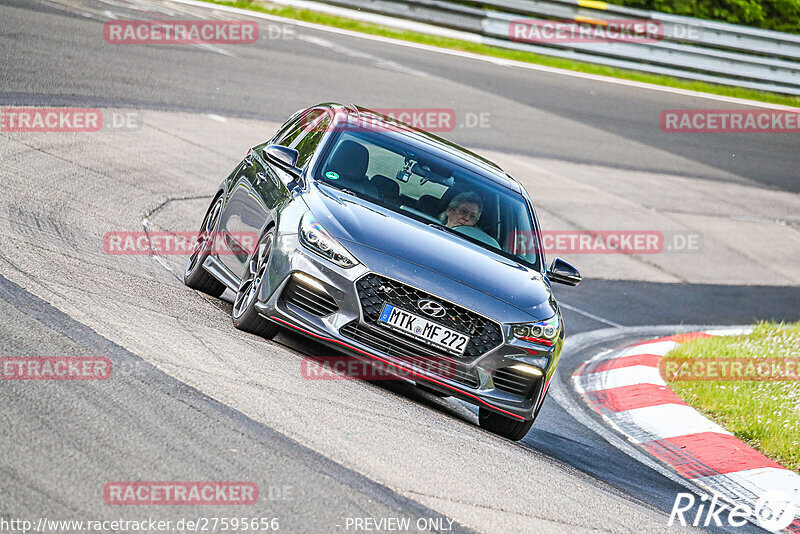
top-left (256, 172), bottom-right (268, 184)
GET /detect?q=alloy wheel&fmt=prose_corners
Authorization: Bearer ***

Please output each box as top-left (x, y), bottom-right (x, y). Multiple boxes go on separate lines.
top-left (233, 232), bottom-right (273, 319)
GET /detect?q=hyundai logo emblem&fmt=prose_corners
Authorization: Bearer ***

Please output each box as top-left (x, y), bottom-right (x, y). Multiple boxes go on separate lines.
top-left (417, 299), bottom-right (446, 318)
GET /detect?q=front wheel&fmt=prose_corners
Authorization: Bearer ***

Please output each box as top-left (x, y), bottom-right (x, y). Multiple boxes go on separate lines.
top-left (232, 228), bottom-right (280, 339)
top-left (478, 408), bottom-right (534, 441)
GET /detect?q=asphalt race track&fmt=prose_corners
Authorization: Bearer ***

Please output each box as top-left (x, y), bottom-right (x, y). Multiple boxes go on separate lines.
top-left (1, 1), bottom-right (799, 533)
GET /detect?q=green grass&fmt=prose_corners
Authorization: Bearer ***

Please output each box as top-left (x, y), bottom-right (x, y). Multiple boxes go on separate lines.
top-left (198, 0), bottom-right (800, 108)
top-left (663, 322), bottom-right (800, 473)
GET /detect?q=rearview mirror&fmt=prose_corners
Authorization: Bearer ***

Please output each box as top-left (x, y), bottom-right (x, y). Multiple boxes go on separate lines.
top-left (547, 258), bottom-right (581, 286)
top-left (263, 145), bottom-right (300, 176)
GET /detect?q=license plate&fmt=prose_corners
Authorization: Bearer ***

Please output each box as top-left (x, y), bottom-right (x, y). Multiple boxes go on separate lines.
top-left (378, 303), bottom-right (469, 356)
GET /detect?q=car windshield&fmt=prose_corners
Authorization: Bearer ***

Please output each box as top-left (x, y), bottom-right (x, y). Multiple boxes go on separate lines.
top-left (313, 126), bottom-right (542, 270)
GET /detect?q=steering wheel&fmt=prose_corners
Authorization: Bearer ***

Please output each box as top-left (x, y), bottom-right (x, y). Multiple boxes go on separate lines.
top-left (451, 225), bottom-right (500, 248)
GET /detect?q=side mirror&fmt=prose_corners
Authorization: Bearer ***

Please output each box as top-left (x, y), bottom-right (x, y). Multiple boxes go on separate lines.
top-left (547, 258), bottom-right (582, 286)
top-left (263, 145), bottom-right (300, 176)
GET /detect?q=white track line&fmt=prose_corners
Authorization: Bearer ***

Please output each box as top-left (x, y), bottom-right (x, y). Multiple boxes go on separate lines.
top-left (580, 365), bottom-right (666, 392)
top-left (698, 468), bottom-right (800, 508)
top-left (615, 404), bottom-right (732, 442)
top-left (558, 301), bottom-right (623, 329)
top-left (617, 340), bottom-right (678, 357)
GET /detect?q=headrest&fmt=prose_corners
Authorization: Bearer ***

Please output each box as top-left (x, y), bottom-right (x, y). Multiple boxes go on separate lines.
top-left (328, 140), bottom-right (368, 181)
top-left (370, 174), bottom-right (399, 197)
top-left (416, 194), bottom-right (440, 216)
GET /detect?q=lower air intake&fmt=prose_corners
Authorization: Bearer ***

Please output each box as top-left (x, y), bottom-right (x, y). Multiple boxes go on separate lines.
top-left (282, 277), bottom-right (338, 317)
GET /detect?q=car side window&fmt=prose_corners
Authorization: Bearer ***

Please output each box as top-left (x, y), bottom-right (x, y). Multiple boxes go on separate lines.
top-left (271, 111), bottom-right (304, 145)
top-left (273, 108), bottom-right (330, 149)
top-left (292, 112), bottom-right (332, 169)
top-left (273, 117), bottom-right (307, 148)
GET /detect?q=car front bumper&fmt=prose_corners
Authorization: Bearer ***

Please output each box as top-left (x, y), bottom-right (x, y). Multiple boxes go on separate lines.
top-left (254, 232), bottom-right (562, 421)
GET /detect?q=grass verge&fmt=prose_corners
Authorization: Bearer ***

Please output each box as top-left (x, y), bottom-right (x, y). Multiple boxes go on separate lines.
top-left (196, 0), bottom-right (800, 108)
top-left (662, 322), bottom-right (800, 473)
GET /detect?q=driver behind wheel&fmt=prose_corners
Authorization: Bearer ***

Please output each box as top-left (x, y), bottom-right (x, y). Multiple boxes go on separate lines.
top-left (441, 191), bottom-right (500, 248)
top-left (441, 192), bottom-right (482, 228)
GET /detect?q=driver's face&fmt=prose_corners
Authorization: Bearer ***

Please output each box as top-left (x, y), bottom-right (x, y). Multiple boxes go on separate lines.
top-left (446, 202), bottom-right (481, 228)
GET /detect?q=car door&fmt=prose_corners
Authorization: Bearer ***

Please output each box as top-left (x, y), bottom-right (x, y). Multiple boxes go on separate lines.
top-left (218, 108), bottom-right (332, 279)
top-left (218, 151), bottom-right (284, 279)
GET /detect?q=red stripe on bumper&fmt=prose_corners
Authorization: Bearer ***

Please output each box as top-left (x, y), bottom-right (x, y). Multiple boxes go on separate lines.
top-left (270, 315), bottom-right (526, 421)
top-left (586, 383), bottom-right (686, 413)
top-left (643, 432), bottom-right (785, 478)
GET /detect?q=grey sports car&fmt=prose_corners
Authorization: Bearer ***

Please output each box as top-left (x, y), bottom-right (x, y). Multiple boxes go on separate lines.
top-left (184, 103), bottom-right (581, 440)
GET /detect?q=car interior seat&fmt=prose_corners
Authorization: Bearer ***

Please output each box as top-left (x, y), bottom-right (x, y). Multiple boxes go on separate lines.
top-left (416, 195), bottom-right (441, 218)
top-left (324, 140), bottom-right (377, 196)
top-left (370, 174), bottom-right (401, 206)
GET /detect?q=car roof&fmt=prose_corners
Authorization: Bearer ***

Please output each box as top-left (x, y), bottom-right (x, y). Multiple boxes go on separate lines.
top-left (316, 103), bottom-right (522, 193)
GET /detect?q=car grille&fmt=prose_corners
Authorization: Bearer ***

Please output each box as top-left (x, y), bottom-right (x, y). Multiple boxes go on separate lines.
top-left (492, 367), bottom-right (539, 398)
top-left (340, 321), bottom-right (480, 388)
top-left (281, 277), bottom-right (338, 316)
top-left (355, 273), bottom-right (503, 362)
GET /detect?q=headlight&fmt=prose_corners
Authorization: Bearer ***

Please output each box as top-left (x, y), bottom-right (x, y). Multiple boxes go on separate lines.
top-left (299, 212), bottom-right (359, 268)
top-left (511, 315), bottom-right (560, 346)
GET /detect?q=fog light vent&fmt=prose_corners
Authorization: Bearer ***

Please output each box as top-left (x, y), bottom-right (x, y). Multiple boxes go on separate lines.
top-left (492, 366), bottom-right (541, 398)
top-left (282, 274), bottom-right (338, 316)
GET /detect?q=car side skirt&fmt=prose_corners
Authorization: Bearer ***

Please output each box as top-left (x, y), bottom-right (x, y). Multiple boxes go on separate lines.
top-left (203, 256), bottom-right (239, 291)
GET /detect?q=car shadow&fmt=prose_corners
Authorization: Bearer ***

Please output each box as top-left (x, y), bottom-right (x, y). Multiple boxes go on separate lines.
top-left (273, 328), bottom-right (479, 426)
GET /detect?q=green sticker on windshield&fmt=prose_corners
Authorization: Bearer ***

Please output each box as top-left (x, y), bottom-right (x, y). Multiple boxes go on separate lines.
top-left (325, 171), bottom-right (339, 180)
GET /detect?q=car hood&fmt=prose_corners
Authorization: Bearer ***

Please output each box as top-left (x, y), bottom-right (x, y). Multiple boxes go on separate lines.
top-left (303, 183), bottom-right (556, 320)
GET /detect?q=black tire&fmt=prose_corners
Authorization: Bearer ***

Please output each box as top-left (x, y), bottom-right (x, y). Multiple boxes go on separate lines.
top-left (231, 228), bottom-right (280, 339)
top-left (184, 196), bottom-right (227, 298)
top-left (478, 407), bottom-right (534, 441)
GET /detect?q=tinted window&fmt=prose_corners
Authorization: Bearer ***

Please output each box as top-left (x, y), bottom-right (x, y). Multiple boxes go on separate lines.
top-left (292, 112), bottom-right (332, 168)
top-left (364, 145), bottom-right (448, 201)
top-left (271, 111), bottom-right (304, 146)
top-left (315, 127), bottom-right (541, 270)
top-left (273, 108), bottom-right (330, 148)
